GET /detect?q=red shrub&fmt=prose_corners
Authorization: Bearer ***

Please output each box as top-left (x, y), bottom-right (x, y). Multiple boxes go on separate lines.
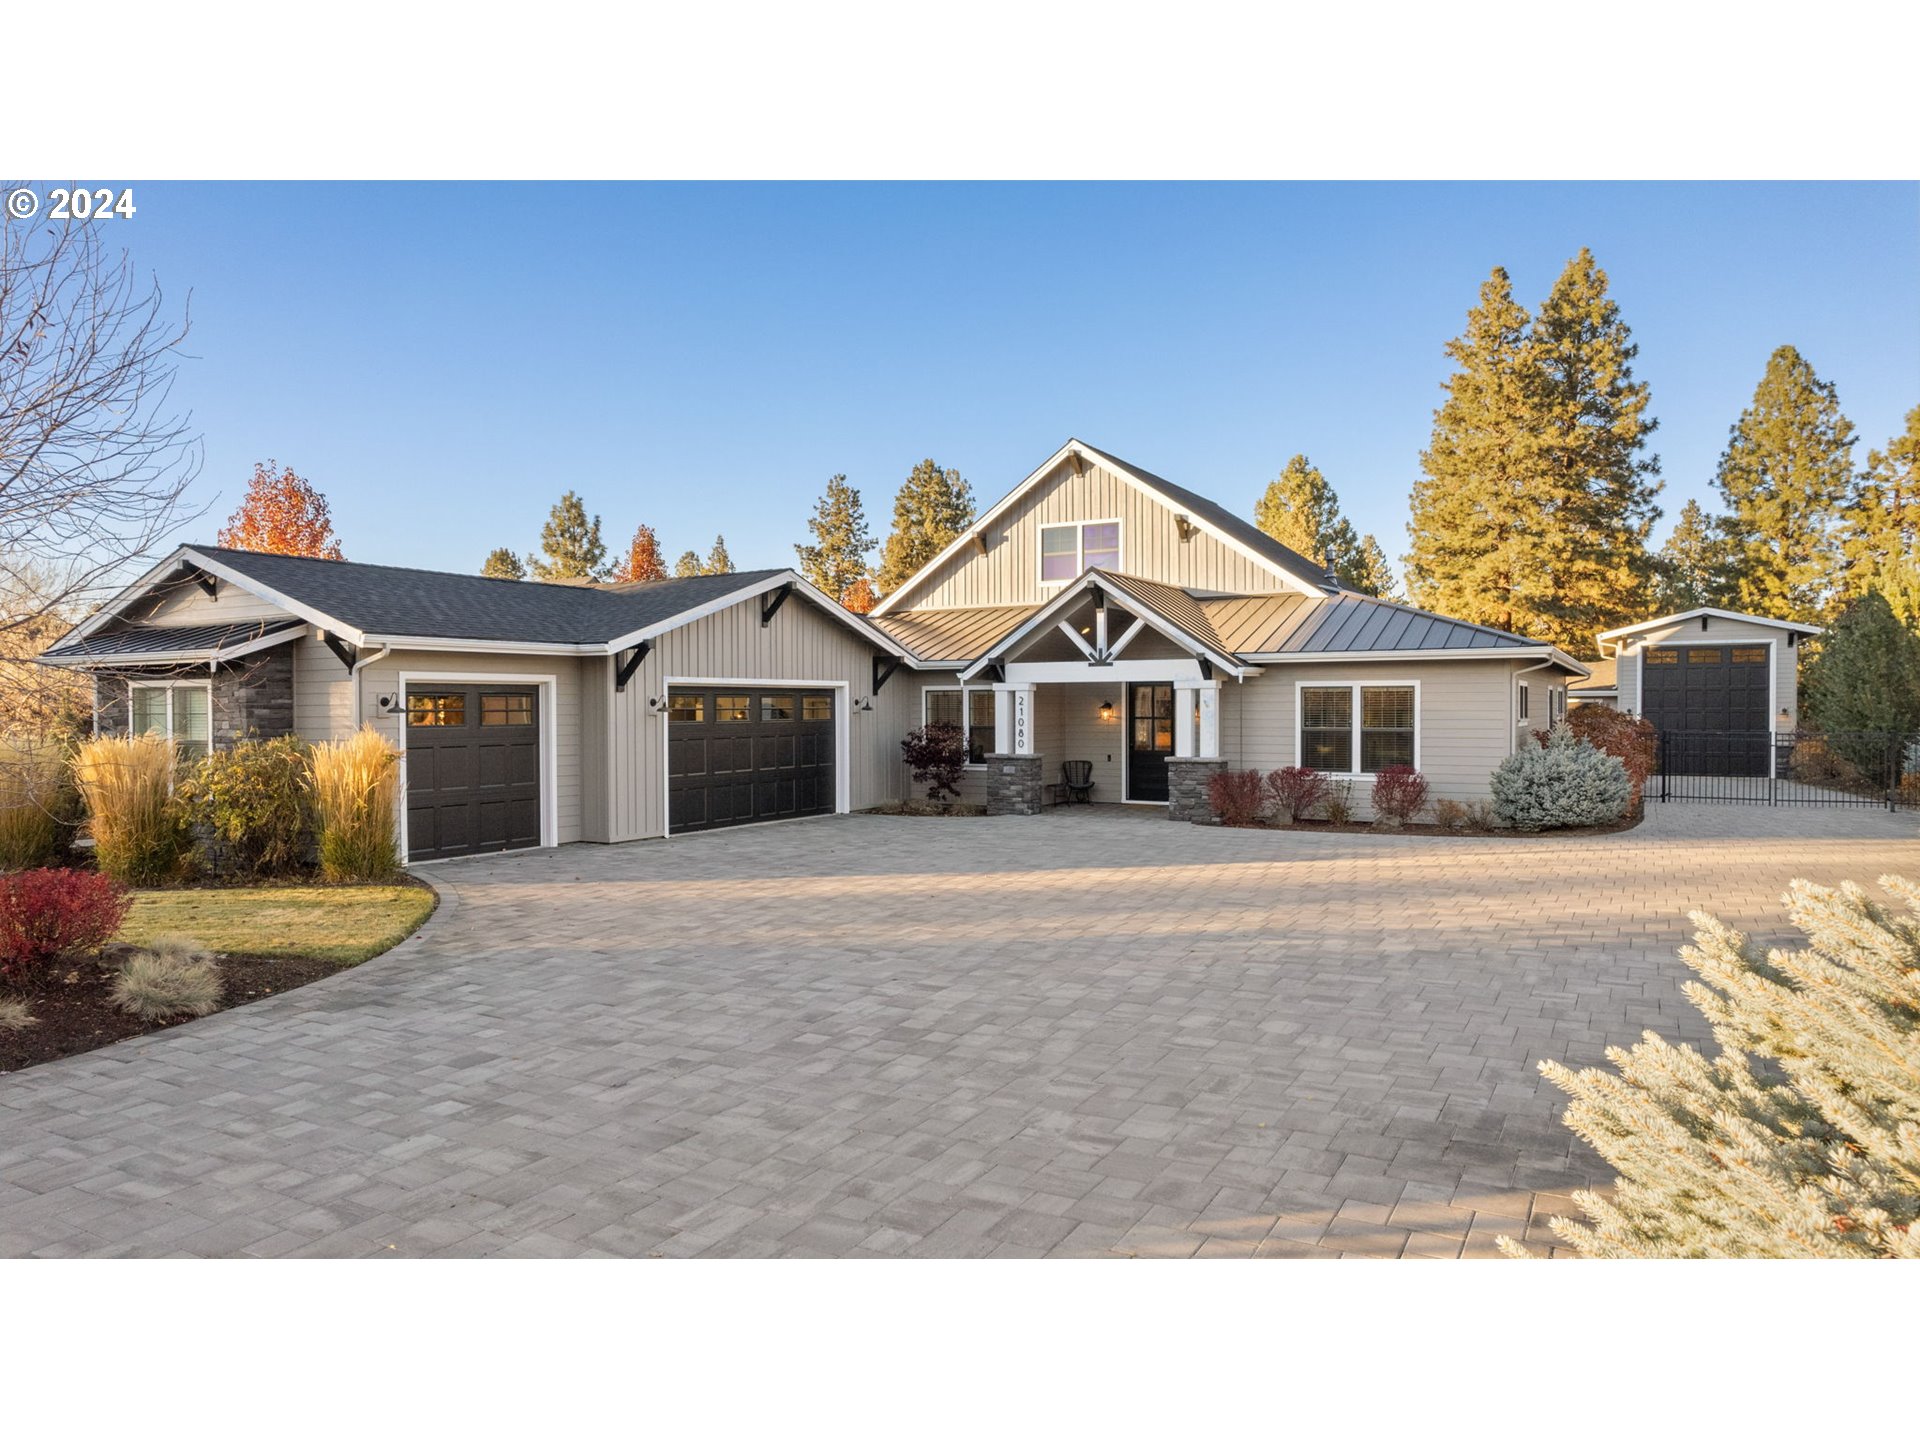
top-left (0, 868), bottom-right (132, 983)
top-left (900, 722), bottom-right (968, 803)
top-left (1266, 766), bottom-right (1330, 822)
top-left (1561, 707), bottom-right (1657, 809)
top-left (1207, 768), bottom-right (1267, 826)
top-left (1369, 765), bottom-right (1429, 826)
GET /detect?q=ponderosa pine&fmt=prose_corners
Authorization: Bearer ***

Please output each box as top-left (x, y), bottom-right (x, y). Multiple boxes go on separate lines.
top-left (876, 459), bottom-right (974, 595)
top-left (795, 473), bottom-right (874, 601)
top-left (528, 491), bottom-right (609, 581)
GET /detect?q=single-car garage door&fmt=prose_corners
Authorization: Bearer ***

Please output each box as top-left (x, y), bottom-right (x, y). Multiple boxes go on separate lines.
top-left (667, 686), bottom-right (835, 833)
top-left (1642, 643), bottom-right (1771, 775)
top-left (404, 685), bottom-right (542, 860)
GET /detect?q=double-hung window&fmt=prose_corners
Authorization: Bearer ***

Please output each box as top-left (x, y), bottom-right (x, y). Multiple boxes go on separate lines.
top-left (1297, 682), bottom-right (1418, 775)
top-left (1038, 520), bottom-right (1121, 586)
top-left (130, 682), bottom-right (212, 761)
top-left (924, 687), bottom-right (996, 765)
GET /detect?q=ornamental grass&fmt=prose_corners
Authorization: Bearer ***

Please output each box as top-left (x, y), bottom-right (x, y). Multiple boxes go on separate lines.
top-left (310, 726), bottom-right (401, 882)
top-left (70, 734), bottom-right (185, 884)
top-left (0, 737), bottom-right (70, 870)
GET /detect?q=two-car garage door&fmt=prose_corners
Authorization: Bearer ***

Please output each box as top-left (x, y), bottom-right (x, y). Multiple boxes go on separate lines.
top-left (667, 686), bottom-right (836, 833)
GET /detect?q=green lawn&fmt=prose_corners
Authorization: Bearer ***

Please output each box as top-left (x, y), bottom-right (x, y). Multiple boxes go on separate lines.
top-left (119, 884), bottom-right (437, 965)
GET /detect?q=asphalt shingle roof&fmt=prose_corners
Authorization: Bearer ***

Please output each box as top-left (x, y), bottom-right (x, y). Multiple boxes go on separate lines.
top-left (181, 547), bottom-right (788, 645)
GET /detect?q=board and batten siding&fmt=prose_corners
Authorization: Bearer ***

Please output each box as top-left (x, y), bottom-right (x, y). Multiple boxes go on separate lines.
top-left (1224, 659), bottom-right (1532, 817)
top-left (136, 575), bottom-right (298, 626)
top-left (1611, 615), bottom-right (1801, 726)
top-left (897, 457), bottom-right (1295, 611)
top-left (604, 592), bottom-right (914, 841)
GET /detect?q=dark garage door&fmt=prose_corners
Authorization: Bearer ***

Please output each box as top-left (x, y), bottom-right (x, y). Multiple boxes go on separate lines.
top-left (404, 685), bottom-right (542, 860)
top-left (1643, 644), bottom-right (1771, 775)
top-left (667, 687), bottom-right (835, 834)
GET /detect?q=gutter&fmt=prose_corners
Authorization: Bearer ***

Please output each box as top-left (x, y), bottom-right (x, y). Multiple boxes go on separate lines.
top-left (350, 643), bottom-right (393, 728)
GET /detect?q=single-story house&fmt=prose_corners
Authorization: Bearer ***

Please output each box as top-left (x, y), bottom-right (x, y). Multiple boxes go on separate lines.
top-left (42, 438), bottom-right (1590, 860)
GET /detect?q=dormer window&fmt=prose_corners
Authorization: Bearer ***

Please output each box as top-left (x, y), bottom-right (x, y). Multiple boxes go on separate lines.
top-left (1038, 520), bottom-right (1121, 585)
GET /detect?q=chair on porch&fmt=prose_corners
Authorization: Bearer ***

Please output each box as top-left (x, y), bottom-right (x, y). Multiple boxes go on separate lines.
top-left (1061, 760), bottom-right (1095, 805)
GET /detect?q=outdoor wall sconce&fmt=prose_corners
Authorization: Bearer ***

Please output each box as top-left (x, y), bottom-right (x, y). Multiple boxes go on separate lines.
top-left (1777, 707), bottom-right (1792, 728)
top-left (1099, 701), bottom-right (1115, 720)
top-left (646, 695), bottom-right (667, 713)
top-left (853, 697), bottom-right (874, 712)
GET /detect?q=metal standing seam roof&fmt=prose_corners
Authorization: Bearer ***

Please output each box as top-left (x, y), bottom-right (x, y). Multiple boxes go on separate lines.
top-left (868, 605), bottom-right (1035, 666)
top-left (1232, 590), bottom-right (1547, 655)
top-left (165, 547), bottom-right (793, 645)
top-left (1088, 572), bottom-right (1233, 656)
top-left (40, 617), bottom-right (306, 663)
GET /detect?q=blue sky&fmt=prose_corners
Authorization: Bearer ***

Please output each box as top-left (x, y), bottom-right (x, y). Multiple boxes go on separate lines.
top-left (101, 182), bottom-right (1920, 579)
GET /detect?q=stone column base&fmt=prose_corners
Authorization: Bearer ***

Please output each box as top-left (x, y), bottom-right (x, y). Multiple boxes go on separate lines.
top-left (985, 753), bottom-right (1044, 816)
top-left (1165, 756), bottom-right (1229, 822)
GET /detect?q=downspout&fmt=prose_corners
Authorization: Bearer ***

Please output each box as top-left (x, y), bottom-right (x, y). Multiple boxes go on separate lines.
top-left (350, 643), bottom-right (392, 729)
top-left (1510, 658), bottom-right (1558, 753)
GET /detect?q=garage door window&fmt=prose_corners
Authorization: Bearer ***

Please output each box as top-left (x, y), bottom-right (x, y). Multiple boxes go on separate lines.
top-left (803, 695), bottom-right (832, 721)
top-left (1731, 647), bottom-right (1768, 664)
top-left (408, 693), bottom-right (466, 726)
top-left (716, 695), bottom-right (750, 722)
top-left (669, 694), bottom-right (704, 723)
top-left (1646, 649), bottom-right (1677, 666)
top-left (760, 695), bottom-right (795, 721)
top-left (481, 693), bottom-right (534, 726)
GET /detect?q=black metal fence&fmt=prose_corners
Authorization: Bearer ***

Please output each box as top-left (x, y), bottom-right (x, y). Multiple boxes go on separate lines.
top-left (1656, 729), bottom-right (1920, 809)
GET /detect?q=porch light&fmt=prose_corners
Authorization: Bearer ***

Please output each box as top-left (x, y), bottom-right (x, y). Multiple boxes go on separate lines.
top-left (1099, 701), bottom-right (1115, 720)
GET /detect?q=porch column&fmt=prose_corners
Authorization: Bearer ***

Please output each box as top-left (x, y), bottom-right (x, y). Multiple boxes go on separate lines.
top-left (993, 683), bottom-right (1014, 754)
top-left (987, 681), bottom-right (1042, 816)
top-left (994, 683), bottom-right (1035, 756)
top-left (1196, 680), bottom-right (1221, 758)
top-left (1173, 681), bottom-right (1198, 758)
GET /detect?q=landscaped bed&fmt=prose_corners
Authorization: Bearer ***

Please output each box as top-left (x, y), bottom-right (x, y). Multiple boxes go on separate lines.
top-left (1205, 813), bottom-right (1642, 838)
top-left (0, 881), bottom-right (435, 1074)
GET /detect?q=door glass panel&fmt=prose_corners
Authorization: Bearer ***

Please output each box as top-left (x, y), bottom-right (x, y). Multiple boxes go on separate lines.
top-left (408, 693), bottom-right (466, 726)
top-left (1730, 647), bottom-right (1768, 664)
top-left (716, 695), bottom-right (750, 721)
top-left (480, 693), bottom-right (534, 726)
top-left (669, 694), bottom-right (704, 723)
top-left (801, 695), bottom-right (832, 721)
top-left (1645, 648), bottom-right (1678, 665)
top-left (760, 695), bottom-right (795, 721)
top-left (1687, 649), bottom-right (1722, 664)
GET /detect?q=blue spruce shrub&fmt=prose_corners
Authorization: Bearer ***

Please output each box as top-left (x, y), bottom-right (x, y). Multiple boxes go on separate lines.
top-left (1489, 722), bottom-right (1631, 831)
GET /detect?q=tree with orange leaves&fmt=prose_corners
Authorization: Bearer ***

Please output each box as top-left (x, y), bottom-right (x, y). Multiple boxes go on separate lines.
top-left (839, 575), bottom-right (877, 614)
top-left (217, 460), bottom-right (344, 558)
top-left (613, 522), bottom-right (668, 583)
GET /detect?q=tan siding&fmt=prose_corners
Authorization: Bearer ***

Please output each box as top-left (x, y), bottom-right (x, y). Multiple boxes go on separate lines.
top-left (292, 634), bottom-right (353, 741)
top-left (140, 577), bottom-right (295, 625)
top-left (899, 459), bottom-right (1294, 610)
top-left (606, 593), bottom-right (914, 841)
top-left (355, 650), bottom-right (588, 846)
top-left (1226, 660), bottom-right (1525, 816)
top-left (1613, 616), bottom-right (1801, 725)
top-left (580, 656), bottom-right (613, 843)
top-left (1042, 684), bottom-right (1128, 803)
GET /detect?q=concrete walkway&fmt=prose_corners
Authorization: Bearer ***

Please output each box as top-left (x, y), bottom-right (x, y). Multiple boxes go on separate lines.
top-left (3, 801), bottom-right (1915, 1257)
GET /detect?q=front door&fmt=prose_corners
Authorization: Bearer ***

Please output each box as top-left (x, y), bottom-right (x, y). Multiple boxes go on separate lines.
top-left (1128, 682), bottom-right (1174, 802)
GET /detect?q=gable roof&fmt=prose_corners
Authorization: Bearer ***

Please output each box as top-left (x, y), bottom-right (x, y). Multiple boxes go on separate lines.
top-left (869, 438), bottom-right (1336, 616)
top-left (51, 546), bottom-right (913, 660)
top-left (956, 571), bottom-right (1255, 682)
top-left (868, 605), bottom-right (1034, 667)
top-left (1595, 606), bottom-right (1822, 645)
top-left (1569, 656), bottom-right (1618, 693)
top-left (40, 617), bottom-right (306, 667)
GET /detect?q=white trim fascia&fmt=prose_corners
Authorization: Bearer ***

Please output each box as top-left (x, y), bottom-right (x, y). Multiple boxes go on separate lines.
top-left (871, 438), bottom-right (1325, 616)
top-left (176, 547), bottom-right (369, 643)
top-left (957, 574), bottom-right (1249, 682)
top-left (1293, 676), bottom-right (1424, 779)
top-left (394, 669), bottom-right (562, 860)
top-left (1242, 644), bottom-right (1591, 677)
top-left (365, 634), bottom-right (604, 656)
top-left (601, 571), bottom-right (912, 659)
top-left (1001, 658), bottom-right (1216, 684)
top-left (659, 676), bottom-right (854, 836)
top-left (1597, 606), bottom-right (1823, 643)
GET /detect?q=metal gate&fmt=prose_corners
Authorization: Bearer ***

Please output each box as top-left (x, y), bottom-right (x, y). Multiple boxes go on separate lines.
top-left (1656, 729), bottom-right (1920, 809)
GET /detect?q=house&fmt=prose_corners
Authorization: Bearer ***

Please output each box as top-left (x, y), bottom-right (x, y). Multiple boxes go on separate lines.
top-left (40, 438), bottom-right (1589, 860)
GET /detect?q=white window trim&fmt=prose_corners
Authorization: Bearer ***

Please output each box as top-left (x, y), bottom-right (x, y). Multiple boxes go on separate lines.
top-left (1293, 679), bottom-right (1422, 778)
top-left (1517, 680), bottom-right (1530, 723)
top-left (922, 684), bottom-right (996, 768)
top-left (1036, 517), bottom-right (1123, 591)
top-left (127, 678), bottom-right (213, 754)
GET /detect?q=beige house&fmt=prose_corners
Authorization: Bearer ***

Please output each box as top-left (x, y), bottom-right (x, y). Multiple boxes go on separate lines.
top-left (42, 438), bottom-right (1589, 859)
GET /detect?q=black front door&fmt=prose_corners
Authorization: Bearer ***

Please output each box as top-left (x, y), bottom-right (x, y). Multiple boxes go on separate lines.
top-left (1128, 682), bottom-right (1174, 802)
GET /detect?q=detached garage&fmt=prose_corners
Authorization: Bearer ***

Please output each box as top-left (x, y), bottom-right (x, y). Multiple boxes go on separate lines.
top-left (1595, 607), bottom-right (1822, 775)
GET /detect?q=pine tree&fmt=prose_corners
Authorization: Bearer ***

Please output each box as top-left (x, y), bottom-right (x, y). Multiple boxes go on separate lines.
top-left (1406, 268), bottom-right (1552, 637)
top-left (1651, 498), bottom-right (1732, 611)
top-left (1842, 404), bottom-right (1920, 598)
top-left (1530, 248), bottom-right (1663, 638)
top-left (704, 534), bottom-right (734, 575)
top-left (1508, 875), bottom-right (1920, 1258)
top-left (1349, 534), bottom-right (1402, 601)
top-left (481, 547), bottom-right (525, 580)
top-left (1713, 345), bottom-right (1857, 618)
top-left (528, 491), bottom-right (609, 581)
top-left (673, 550), bottom-right (703, 578)
top-left (1802, 587), bottom-right (1920, 737)
top-left (217, 460), bottom-right (345, 559)
top-left (794, 473), bottom-right (874, 601)
top-left (876, 459), bottom-right (975, 595)
top-left (1254, 454), bottom-right (1360, 578)
top-left (613, 523), bottom-right (668, 584)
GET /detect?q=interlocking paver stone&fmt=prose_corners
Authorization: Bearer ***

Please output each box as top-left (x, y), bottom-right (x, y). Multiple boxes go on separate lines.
top-left (1, 802), bottom-right (1914, 1257)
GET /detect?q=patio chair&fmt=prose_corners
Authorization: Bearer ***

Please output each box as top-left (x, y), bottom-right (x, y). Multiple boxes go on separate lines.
top-left (1061, 760), bottom-right (1095, 804)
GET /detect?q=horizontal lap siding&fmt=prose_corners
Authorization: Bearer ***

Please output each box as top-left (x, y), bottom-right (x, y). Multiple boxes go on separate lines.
top-left (139, 578), bottom-right (295, 626)
top-left (1613, 616), bottom-right (1799, 724)
top-left (356, 650), bottom-right (587, 845)
top-left (607, 595), bottom-right (912, 841)
top-left (1225, 660), bottom-right (1522, 816)
top-left (900, 460), bottom-right (1288, 610)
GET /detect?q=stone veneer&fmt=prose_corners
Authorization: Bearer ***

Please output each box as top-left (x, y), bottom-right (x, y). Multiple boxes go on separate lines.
top-left (93, 644), bottom-right (297, 747)
top-left (984, 753), bottom-right (1044, 816)
top-left (1165, 756), bottom-right (1228, 823)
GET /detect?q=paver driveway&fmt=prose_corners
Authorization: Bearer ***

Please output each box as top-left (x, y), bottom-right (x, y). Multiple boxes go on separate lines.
top-left (4, 803), bottom-right (1916, 1258)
